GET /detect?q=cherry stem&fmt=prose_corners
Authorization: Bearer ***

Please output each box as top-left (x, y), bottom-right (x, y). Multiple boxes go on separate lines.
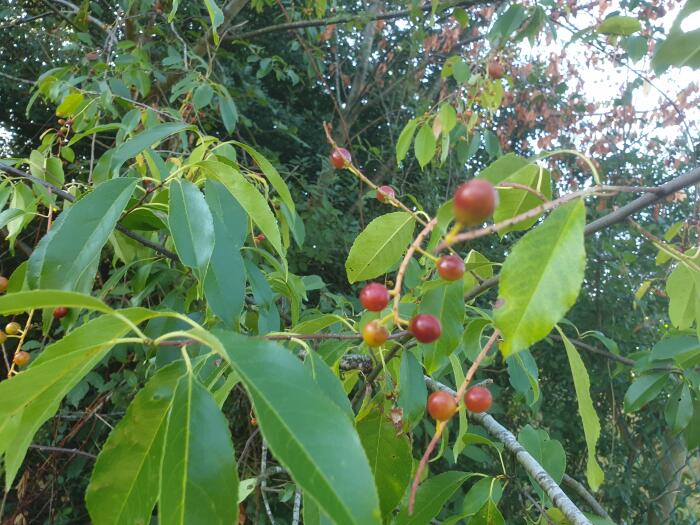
top-left (408, 421), bottom-right (445, 515)
top-left (322, 122), bottom-right (429, 227)
top-left (392, 218), bottom-right (438, 326)
top-left (435, 185), bottom-right (660, 253)
top-left (407, 329), bottom-right (500, 515)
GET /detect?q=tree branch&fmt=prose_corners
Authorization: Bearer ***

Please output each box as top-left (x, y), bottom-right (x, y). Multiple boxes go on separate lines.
top-left (0, 162), bottom-right (178, 262)
top-left (424, 376), bottom-right (595, 525)
top-left (562, 474), bottom-right (613, 520)
top-left (463, 166), bottom-right (700, 301)
top-left (229, 0), bottom-right (486, 41)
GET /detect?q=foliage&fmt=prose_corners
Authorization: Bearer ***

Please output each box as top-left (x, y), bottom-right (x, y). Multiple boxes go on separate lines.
top-left (0, 1), bottom-right (699, 524)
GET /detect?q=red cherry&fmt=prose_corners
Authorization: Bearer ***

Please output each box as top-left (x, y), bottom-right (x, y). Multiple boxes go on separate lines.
top-left (437, 255), bottom-right (465, 281)
top-left (362, 320), bottom-right (389, 347)
top-left (487, 59), bottom-right (504, 80)
top-left (427, 391), bottom-right (457, 421)
top-left (53, 307), bottom-right (69, 320)
top-left (376, 185), bottom-right (396, 203)
top-left (255, 234), bottom-right (266, 242)
top-left (359, 283), bottom-right (390, 312)
top-left (13, 351), bottom-right (30, 367)
top-left (330, 147), bottom-right (352, 169)
top-left (409, 314), bottom-right (442, 343)
top-left (464, 386), bottom-right (493, 413)
top-left (453, 179), bottom-right (498, 226)
top-left (0, 276), bottom-right (7, 294)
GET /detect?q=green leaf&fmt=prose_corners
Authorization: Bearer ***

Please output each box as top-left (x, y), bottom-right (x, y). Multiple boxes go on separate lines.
top-left (495, 199), bottom-right (586, 356)
top-left (0, 308), bottom-right (156, 487)
top-left (651, 335), bottom-right (700, 368)
top-left (518, 424), bottom-right (566, 500)
top-left (86, 362), bottom-right (184, 525)
top-left (203, 0), bottom-right (224, 44)
top-left (414, 124), bottom-right (437, 169)
top-left (304, 495), bottom-right (335, 525)
top-left (597, 15), bottom-right (641, 36)
top-left (452, 60), bottom-right (470, 83)
top-left (506, 350), bottom-right (540, 406)
top-left (112, 123), bottom-right (191, 173)
top-left (199, 160), bottom-right (284, 257)
top-left (56, 92), bottom-right (84, 117)
top-left (218, 92), bottom-right (239, 132)
top-left (0, 289), bottom-right (111, 315)
top-left (624, 372), bottom-right (668, 412)
top-left (168, 179), bottom-right (215, 277)
top-left (159, 371), bottom-right (239, 525)
top-left (304, 351), bottom-right (354, 419)
top-left (420, 280), bottom-right (465, 374)
top-left (478, 153), bottom-right (530, 185)
top-left (438, 104), bottom-right (457, 135)
top-left (666, 263), bottom-right (700, 333)
top-left (683, 395), bottom-right (700, 450)
top-left (192, 83), bottom-right (214, 110)
top-left (471, 499), bottom-right (505, 525)
top-left (398, 349), bottom-right (428, 429)
top-left (28, 178), bottom-right (137, 291)
top-left (653, 0), bottom-right (700, 72)
top-left (293, 314), bottom-right (346, 334)
top-left (488, 4), bottom-right (527, 41)
top-left (345, 212), bottom-right (415, 283)
top-left (394, 471), bottom-right (474, 525)
top-left (357, 410), bottom-right (412, 517)
top-left (203, 180), bottom-right (247, 326)
top-left (556, 327), bottom-right (604, 490)
top-left (449, 355), bottom-right (469, 460)
top-left (493, 164), bottom-right (552, 235)
top-left (396, 119), bottom-right (418, 164)
top-left (233, 141), bottom-right (295, 214)
top-left (665, 382), bottom-right (693, 434)
top-left (216, 331), bottom-right (382, 525)
top-left (462, 477), bottom-right (503, 516)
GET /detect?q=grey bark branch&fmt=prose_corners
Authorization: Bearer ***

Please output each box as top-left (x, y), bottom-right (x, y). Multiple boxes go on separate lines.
top-left (464, 166), bottom-right (700, 301)
top-left (563, 474), bottom-right (613, 520)
top-left (230, 0), bottom-right (485, 41)
top-left (424, 376), bottom-right (595, 525)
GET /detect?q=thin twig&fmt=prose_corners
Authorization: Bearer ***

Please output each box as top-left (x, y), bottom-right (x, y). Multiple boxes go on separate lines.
top-left (562, 474), bottom-right (613, 520)
top-left (260, 440), bottom-right (276, 525)
top-left (29, 444), bottom-right (97, 460)
top-left (230, 0), bottom-right (486, 41)
top-left (408, 330), bottom-right (499, 514)
top-left (392, 218), bottom-right (438, 325)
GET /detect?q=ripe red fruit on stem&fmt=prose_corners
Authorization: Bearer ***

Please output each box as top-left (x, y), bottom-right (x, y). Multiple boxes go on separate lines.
top-left (453, 179), bottom-right (498, 226)
top-left (427, 391), bottom-right (457, 421)
top-left (53, 307), bottom-right (69, 320)
top-left (464, 386), bottom-right (492, 413)
top-left (362, 320), bottom-right (389, 347)
top-left (437, 255), bottom-right (465, 281)
top-left (359, 283), bottom-right (390, 312)
top-left (13, 351), bottom-right (30, 367)
top-left (376, 185), bottom-right (396, 203)
top-left (330, 147), bottom-right (352, 169)
top-left (0, 276), bottom-right (8, 294)
top-left (409, 314), bottom-right (442, 343)
top-left (5, 322), bottom-right (21, 336)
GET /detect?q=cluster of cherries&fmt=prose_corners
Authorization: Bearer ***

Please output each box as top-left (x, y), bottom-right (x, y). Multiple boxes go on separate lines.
top-left (331, 146), bottom-right (500, 421)
top-left (0, 275), bottom-right (69, 369)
